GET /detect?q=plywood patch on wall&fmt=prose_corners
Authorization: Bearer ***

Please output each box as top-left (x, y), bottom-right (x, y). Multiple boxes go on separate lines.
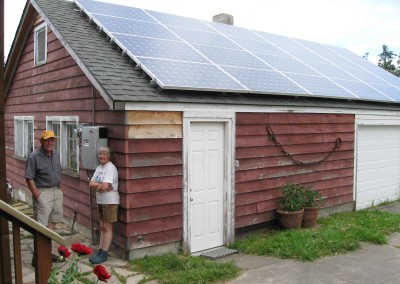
top-left (127, 111), bottom-right (182, 139)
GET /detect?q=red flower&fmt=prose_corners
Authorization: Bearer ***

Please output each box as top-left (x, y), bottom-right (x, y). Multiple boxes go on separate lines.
top-left (57, 245), bottom-right (71, 258)
top-left (71, 243), bottom-right (93, 256)
top-left (93, 265), bottom-right (112, 282)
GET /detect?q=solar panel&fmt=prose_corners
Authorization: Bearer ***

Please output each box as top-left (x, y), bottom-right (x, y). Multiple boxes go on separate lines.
top-left (194, 45), bottom-right (269, 69)
top-left (285, 73), bottom-right (357, 99)
top-left (333, 79), bottom-right (393, 101)
top-left (255, 53), bottom-right (319, 75)
top-left (224, 67), bottom-right (307, 94)
top-left (76, 0), bottom-right (153, 22)
top-left (74, 0), bottom-right (400, 103)
top-left (274, 44), bottom-right (327, 62)
top-left (229, 37), bottom-right (288, 57)
top-left (370, 84), bottom-right (400, 101)
top-left (170, 26), bottom-right (239, 49)
top-left (343, 66), bottom-right (390, 85)
top-left (147, 10), bottom-right (214, 32)
top-left (303, 61), bottom-right (354, 80)
top-left (256, 31), bottom-right (299, 46)
top-left (95, 15), bottom-right (176, 40)
top-left (209, 21), bottom-right (260, 40)
top-left (116, 35), bottom-right (207, 62)
top-left (138, 58), bottom-right (247, 92)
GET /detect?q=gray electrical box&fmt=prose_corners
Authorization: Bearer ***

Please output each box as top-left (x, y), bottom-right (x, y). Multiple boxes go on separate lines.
top-left (81, 126), bottom-right (108, 170)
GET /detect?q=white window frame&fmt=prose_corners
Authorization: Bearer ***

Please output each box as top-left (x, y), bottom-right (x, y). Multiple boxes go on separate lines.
top-left (46, 116), bottom-right (79, 176)
top-left (14, 116), bottom-right (34, 159)
top-left (34, 22), bottom-right (48, 66)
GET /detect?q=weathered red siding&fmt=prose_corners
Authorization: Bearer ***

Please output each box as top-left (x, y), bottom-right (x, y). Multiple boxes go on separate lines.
top-left (115, 138), bottom-right (183, 250)
top-left (235, 113), bottom-right (355, 228)
top-left (4, 20), bottom-right (126, 247)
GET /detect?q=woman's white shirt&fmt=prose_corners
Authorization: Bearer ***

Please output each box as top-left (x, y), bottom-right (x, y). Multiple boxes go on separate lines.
top-left (91, 161), bottom-right (119, 204)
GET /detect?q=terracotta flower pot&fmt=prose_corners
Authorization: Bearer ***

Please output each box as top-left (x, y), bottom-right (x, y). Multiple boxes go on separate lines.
top-left (302, 207), bottom-right (320, 228)
top-left (277, 208), bottom-right (304, 229)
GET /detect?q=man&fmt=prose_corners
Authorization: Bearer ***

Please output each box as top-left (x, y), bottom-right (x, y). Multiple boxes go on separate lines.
top-left (24, 130), bottom-right (63, 265)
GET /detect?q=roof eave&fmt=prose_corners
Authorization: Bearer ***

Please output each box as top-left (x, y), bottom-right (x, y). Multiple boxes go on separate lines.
top-left (4, 1), bottom-right (37, 98)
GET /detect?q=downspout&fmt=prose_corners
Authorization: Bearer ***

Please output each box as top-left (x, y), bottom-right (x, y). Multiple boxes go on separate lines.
top-left (88, 85), bottom-right (97, 244)
top-left (92, 85), bottom-right (95, 126)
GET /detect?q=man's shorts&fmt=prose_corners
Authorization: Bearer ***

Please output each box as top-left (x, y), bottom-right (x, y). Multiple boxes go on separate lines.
top-left (97, 204), bottom-right (119, 223)
top-left (33, 187), bottom-right (63, 227)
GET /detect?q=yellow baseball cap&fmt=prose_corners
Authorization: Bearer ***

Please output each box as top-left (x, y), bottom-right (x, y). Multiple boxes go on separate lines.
top-left (41, 130), bottom-right (56, 140)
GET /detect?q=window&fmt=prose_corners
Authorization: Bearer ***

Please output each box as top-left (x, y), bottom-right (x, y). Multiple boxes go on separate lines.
top-left (34, 22), bottom-right (47, 66)
top-left (14, 116), bottom-right (34, 159)
top-left (47, 116), bottom-right (79, 176)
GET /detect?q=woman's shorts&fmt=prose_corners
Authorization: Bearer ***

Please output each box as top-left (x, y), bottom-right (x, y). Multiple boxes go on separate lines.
top-left (97, 204), bottom-right (119, 223)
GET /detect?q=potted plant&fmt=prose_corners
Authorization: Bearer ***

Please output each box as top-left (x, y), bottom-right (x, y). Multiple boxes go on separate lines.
top-left (302, 187), bottom-right (323, 228)
top-left (276, 182), bottom-right (306, 229)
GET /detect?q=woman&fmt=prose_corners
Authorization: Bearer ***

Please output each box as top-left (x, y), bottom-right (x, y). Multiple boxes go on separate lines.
top-left (89, 146), bottom-right (119, 264)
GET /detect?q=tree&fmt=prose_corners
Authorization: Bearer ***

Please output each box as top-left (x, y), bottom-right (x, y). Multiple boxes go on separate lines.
top-left (378, 45), bottom-right (400, 77)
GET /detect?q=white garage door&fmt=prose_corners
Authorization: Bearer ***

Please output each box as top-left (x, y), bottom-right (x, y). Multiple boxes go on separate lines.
top-left (356, 125), bottom-right (400, 210)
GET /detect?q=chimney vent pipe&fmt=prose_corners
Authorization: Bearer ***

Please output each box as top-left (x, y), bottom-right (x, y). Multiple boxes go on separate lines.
top-left (212, 13), bottom-right (234, 25)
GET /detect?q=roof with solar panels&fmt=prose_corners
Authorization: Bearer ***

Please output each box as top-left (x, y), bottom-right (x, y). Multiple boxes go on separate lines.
top-left (25, 0), bottom-right (400, 111)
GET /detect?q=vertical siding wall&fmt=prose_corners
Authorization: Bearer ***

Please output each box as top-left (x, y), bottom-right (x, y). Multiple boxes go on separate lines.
top-left (235, 113), bottom-right (355, 228)
top-left (120, 111), bottom-right (183, 251)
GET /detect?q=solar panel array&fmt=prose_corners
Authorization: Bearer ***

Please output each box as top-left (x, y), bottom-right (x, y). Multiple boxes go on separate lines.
top-left (74, 0), bottom-right (400, 103)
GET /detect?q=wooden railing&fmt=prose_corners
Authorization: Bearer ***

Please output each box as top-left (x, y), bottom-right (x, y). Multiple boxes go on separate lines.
top-left (0, 199), bottom-right (65, 284)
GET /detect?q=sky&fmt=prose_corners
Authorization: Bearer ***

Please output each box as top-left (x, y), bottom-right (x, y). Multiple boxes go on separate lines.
top-left (4, 0), bottom-right (400, 64)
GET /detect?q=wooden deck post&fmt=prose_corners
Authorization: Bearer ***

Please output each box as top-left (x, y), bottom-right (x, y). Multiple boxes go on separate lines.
top-left (34, 234), bottom-right (53, 284)
top-left (0, 219), bottom-right (11, 284)
top-left (12, 224), bottom-right (23, 284)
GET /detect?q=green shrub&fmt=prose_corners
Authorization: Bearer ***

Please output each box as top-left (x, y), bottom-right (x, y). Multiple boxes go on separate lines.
top-left (277, 182), bottom-right (307, 212)
top-left (303, 187), bottom-right (323, 207)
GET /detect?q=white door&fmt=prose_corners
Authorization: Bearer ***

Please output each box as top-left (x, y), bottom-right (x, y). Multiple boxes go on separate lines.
top-left (356, 125), bottom-right (400, 209)
top-left (189, 122), bottom-right (225, 253)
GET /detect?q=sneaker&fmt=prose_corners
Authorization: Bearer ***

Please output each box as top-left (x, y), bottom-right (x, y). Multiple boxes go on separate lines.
top-left (89, 249), bottom-right (102, 263)
top-left (89, 251), bottom-right (107, 264)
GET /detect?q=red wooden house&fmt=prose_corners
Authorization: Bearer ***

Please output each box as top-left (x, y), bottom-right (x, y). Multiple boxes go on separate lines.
top-left (4, 0), bottom-right (400, 259)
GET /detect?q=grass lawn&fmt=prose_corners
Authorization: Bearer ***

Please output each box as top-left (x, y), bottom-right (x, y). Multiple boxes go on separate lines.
top-left (130, 253), bottom-right (241, 284)
top-left (129, 208), bottom-right (400, 283)
top-left (230, 209), bottom-right (400, 261)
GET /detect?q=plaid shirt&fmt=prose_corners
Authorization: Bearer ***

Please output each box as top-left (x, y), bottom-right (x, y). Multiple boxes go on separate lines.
top-left (24, 147), bottom-right (61, 188)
